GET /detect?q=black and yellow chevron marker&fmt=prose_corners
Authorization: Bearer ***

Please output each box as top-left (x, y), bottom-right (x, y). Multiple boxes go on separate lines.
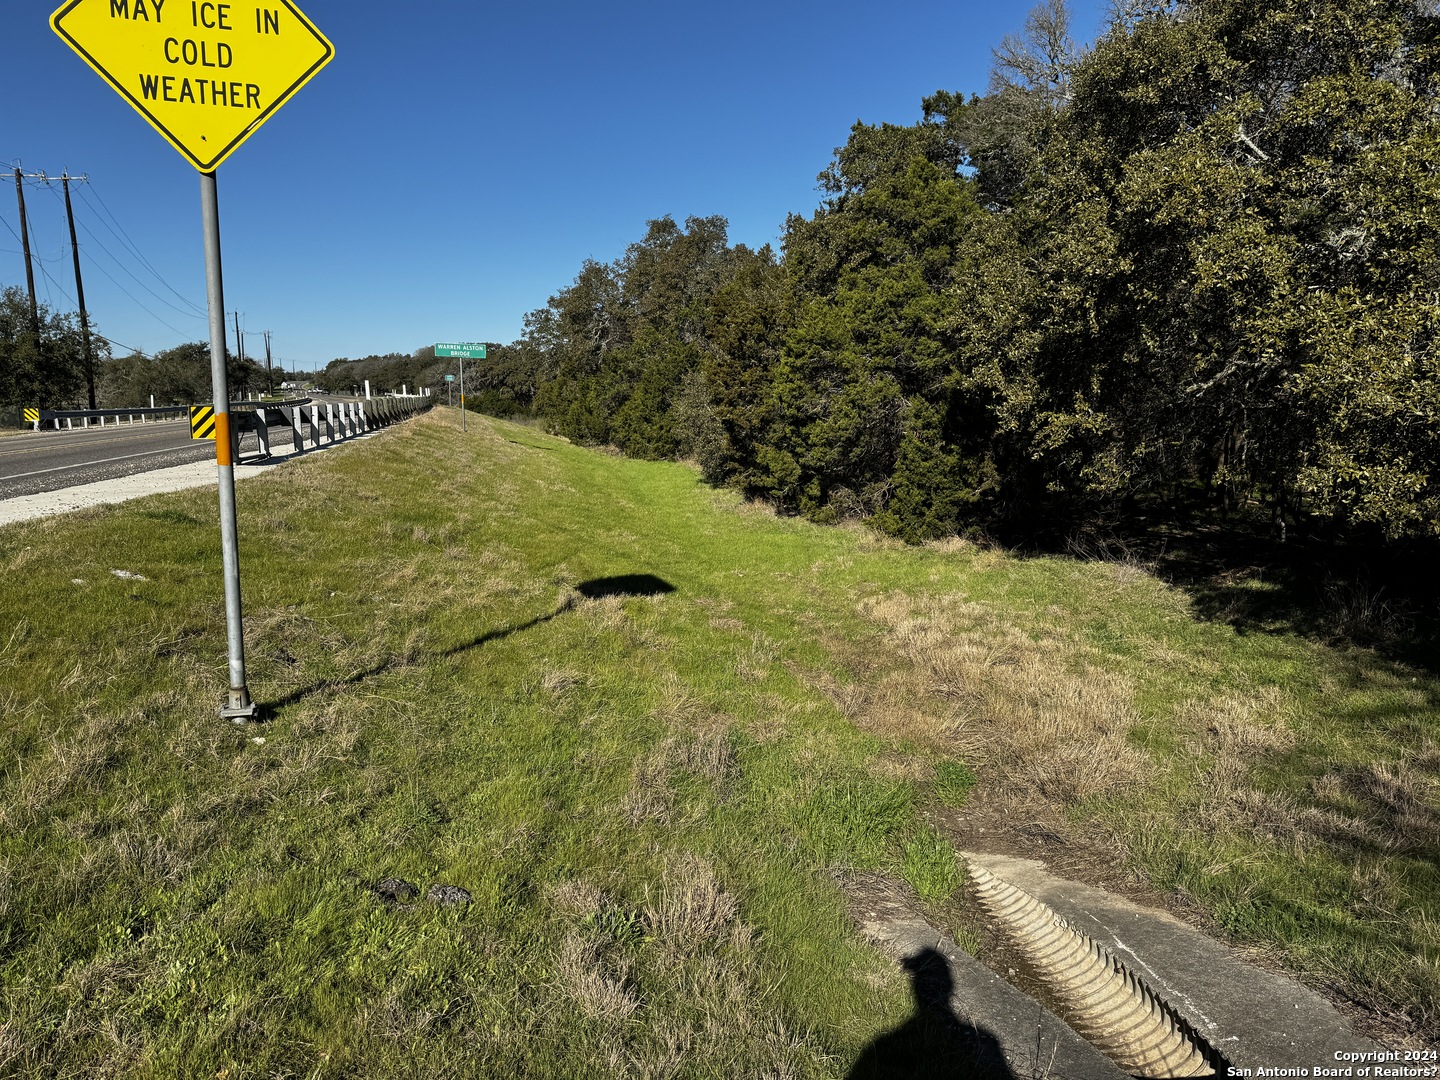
top-left (23, 408), bottom-right (39, 424)
top-left (190, 405), bottom-right (217, 441)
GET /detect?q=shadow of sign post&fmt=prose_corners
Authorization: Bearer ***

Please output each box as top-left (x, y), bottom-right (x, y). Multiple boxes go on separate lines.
top-left (575, 574), bottom-right (676, 600)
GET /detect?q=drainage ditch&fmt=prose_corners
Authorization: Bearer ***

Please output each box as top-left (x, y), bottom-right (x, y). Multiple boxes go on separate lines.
top-left (967, 860), bottom-right (1232, 1079)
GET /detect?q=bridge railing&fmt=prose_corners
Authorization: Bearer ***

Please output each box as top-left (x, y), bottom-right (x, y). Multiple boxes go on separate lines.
top-left (233, 397), bottom-right (433, 461)
top-left (29, 405), bottom-right (189, 430)
top-left (24, 397), bottom-right (313, 431)
top-left (16, 397), bottom-right (432, 457)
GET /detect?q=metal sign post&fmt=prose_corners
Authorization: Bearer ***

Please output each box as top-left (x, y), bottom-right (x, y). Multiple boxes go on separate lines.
top-left (201, 172), bottom-right (256, 721)
top-left (435, 343), bottom-right (487, 433)
top-left (51, 0), bottom-right (334, 721)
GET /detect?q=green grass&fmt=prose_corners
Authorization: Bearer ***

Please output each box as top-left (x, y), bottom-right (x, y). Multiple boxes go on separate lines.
top-left (0, 409), bottom-right (1436, 1075)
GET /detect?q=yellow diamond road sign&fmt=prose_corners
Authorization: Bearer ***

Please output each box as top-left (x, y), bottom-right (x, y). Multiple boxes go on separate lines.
top-left (51, 0), bottom-right (334, 173)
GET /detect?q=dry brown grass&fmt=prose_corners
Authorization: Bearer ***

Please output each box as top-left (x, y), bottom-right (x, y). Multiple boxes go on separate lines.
top-left (667, 726), bottom-right (737, 782)
top-left (554, 931), bottom-right (641, 1022)
top-left (1195, 758), bottom-right (1439, 858)
top-left (1178, 691), bottom-right (1440, 860)
top-left (360, 980), bottom-right (461, 1042)
top-left (15, 736), bottom-right (114, 816)
top-left (540, 667), bottom-right (586, 698)
top-left (642, 855), bottom-right (741, 951)
top-left (1186, 689), bottom-right (1297, 757)
top-left (922, 536), bottom-right (977, 555)
top-left (0, 1020), bottom-right (21, 1072)
top-left (584, 850), bottom-right (825, 1077)
top-left (732, 497), bottom-right (780, 519)
top-left (547, 878), bottom-right (608, 919)
top-left (541, 855), bottom-right (805, 1071)
top-left (735, 634), bottom-right (778, 683)
top-left (619, 684), bottom-right (739, 826)
top-left (583, 595), bottom-right (629, 632)
top-left (839, 592), bottom-right (1149, 807)
top-left (1303, 760), bottom-right (1440, 855)
top-left (868, 752), bottom-right (934, 784)
top-left (621, 753), bottom-right (677, 825)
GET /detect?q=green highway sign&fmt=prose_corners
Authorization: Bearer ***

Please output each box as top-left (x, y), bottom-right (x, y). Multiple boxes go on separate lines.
top-left (444, 374), bottom-right (456, 382)
top-left (435, 342), bottom-right (487, 359)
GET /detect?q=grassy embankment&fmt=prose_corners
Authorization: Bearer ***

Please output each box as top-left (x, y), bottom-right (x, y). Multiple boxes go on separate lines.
top-left (0, 409), bottom-right (1435, 1076)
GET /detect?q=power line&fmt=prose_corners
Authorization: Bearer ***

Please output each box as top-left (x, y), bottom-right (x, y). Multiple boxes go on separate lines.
top-left (77, 182), bottom-right (207, 317)
top-left (7, 170), bottom-right (239, 364)
top-left (93, 333), bottom-right (152, 359)
top-left (0, 210), bottom-right (25, 250)
top-left (3, 213), bottom-right (69, 306)
top-left (5, 173), bottom-right (191, 344)
top-left (36, 259), bottom-right (77, 310)
top-left (23, 188), bottom-right (55, 310)
top-left (82, 183), bottom-right (198, 307)
top-left (13, 173), bottom-right (192, 339)
top-left (78, 244), bottom-right (194, 339)
top-left (42, 181), bottom-right (205, 322)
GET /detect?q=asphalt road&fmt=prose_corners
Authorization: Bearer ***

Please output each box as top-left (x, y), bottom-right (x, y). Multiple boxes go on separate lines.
top-left (1, 397), bottom-right (382, 502)
top-left (0, 421), bottom-right (215, 500)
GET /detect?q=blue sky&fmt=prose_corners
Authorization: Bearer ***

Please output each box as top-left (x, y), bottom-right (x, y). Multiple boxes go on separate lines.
top-left (3, 0), bottom-right (1110, 371)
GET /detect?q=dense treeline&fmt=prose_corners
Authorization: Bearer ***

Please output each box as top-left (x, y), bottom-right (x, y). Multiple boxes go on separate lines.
top-left (101, 343), bottom-right (273, 407)
top-left (501, 0), bottom-right (1440, 543)
top-left (318, 351), bottom-right (445, 397)
top-left (0, 286), bottom-right (98, 415)
top-left (318, 345), bottom-right (538, 416)
top-left (2, 284), bottom-right (284, 415)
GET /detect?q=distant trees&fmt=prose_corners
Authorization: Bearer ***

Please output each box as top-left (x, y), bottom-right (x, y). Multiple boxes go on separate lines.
top-left (99, 342), bottom-right (266, 407)
top-left (505, 0), bottom-right (1440, 543)
top-left (318, 350), bottom-right (453, 397)
top-left (309, 346), bottom-right (541, 415)
top-left (0, 286), bottom-right (96, 413)
top-left (318, 352), bottom-right (420, 396)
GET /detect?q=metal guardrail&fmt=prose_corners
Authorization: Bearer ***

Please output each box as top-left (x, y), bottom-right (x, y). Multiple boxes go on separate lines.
top-left (233, 396), bottom-right (432, 460)
top-left (26, 397), bottom-right (312, 431)
top-left (33, 405), bottom-right (188, 429)
top-left (19, 397), bottom-right (432, 457)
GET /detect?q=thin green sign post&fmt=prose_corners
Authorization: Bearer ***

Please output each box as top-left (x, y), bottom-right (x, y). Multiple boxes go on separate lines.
top-left (434, 343), bottom-right (487, 432)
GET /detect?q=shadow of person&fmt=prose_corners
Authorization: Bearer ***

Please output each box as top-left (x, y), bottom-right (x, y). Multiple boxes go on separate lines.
top-left (847, 947), bottom-right (1016, 1080)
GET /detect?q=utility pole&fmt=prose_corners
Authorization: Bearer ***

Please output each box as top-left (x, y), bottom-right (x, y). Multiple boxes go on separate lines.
top-left (61, 172), bottom-right (97, 410)
top-left (263, 330), bottom-right (273, 396)
top-left (12, 168), bottom-right (39, 333)
top-left (233, 311), bottom-right (246, 398)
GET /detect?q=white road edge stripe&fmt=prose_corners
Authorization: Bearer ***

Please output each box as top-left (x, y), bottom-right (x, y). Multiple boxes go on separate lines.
top-left (1, 445), bottom-right (209, 481)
